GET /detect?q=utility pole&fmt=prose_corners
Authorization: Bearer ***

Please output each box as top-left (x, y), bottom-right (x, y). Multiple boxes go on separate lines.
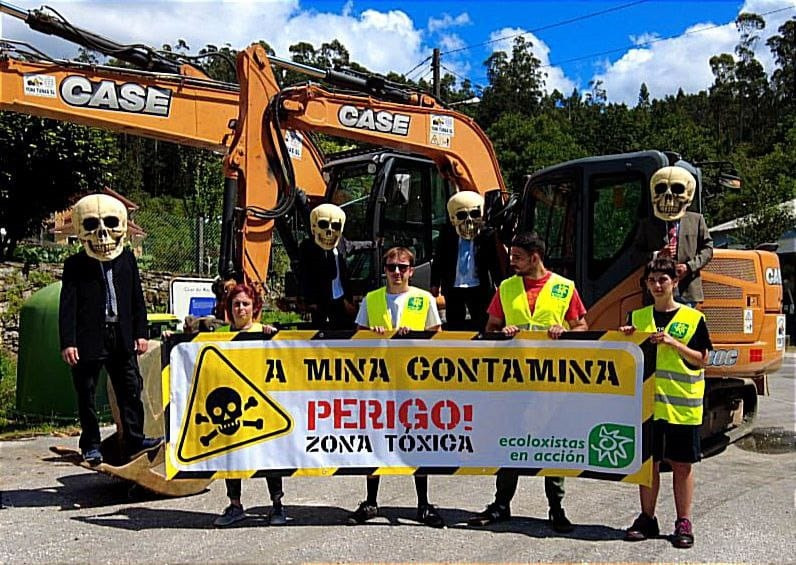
top-left (432, 47), bottom-right (441, 99)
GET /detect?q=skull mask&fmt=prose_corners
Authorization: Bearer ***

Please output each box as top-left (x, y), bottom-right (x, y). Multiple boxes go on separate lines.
top-left (206, 387), bottom-right (242, 436)
top-left (650, 166), bottom-right (696, 222)
top-left (447, 192), bottom-right (485, 240)
top-left (310, 203), bottom-right (346, 250)
top-left (73, 194), bottom-right (127, 261)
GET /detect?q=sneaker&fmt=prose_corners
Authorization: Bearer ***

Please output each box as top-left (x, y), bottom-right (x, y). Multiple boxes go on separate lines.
top-left (213, 504), bottom-right (247, 527)
top-left (82, 448), bottom-right (103, 466)
top-left (128, 436), bottom-right (164, 460)
top-left (269, 504), bottom-right (287, 526)
top-left (467, 502), bottom-right (510, 526)
top-left (549, 507), bottom-right (574, 533)
top-left (416, 504), bottom-right (445, 528)
top-left (671, 517), bottom-right (694, 549)
top-left (346, 501), bottom-right (378, 525)
top-left (624, 512), bottom-right (660, 541)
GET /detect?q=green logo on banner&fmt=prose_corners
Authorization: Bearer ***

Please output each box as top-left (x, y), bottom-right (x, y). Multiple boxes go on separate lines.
top-left (669, 322), bottom-right (689, 339)
top-left (407, 296), bottom-right (425, 311)
top-left (588, 424), bottom-right (635, 468)
top-left (551, 284), bottom-right (570, 299)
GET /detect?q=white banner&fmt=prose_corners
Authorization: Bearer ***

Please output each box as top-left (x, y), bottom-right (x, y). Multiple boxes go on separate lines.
top-left (165, 332), bottom-right (651, 483)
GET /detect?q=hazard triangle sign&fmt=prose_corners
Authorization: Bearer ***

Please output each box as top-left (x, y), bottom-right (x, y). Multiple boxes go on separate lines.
top-left (176, 345), bottom-right (292, 464)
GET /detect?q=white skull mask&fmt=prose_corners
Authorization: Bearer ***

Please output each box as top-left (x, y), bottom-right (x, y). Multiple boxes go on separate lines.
top-left (447, 192), bottom-right (485, 240)
top-left (650, 166), bottom-right (696, 222)
top-left (73, 194), bottom-right (127, 261)
top-left (310, 203), bottom-right (346, 251)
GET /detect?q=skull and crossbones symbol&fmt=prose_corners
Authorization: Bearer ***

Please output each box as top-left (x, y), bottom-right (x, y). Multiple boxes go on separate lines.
top-left (194, 387), bottom-right (263, 447)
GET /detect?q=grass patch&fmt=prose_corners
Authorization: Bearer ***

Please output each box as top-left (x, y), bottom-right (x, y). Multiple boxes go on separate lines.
top-left (0, 349), bottom-right (88, 439)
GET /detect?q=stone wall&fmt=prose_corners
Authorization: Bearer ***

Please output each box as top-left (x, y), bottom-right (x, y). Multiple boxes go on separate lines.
top-left (0, 261), bottom-right (174, 356)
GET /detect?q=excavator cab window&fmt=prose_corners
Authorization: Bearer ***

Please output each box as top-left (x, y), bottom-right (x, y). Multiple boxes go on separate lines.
top-left (331, 163), bottom-right (375, 242)
top-left (378, 158), bottom-right (452, 290)
top-left (588, 174), bottom-right (643, 279)
top-left (523, 175), bottom-right (577, 279)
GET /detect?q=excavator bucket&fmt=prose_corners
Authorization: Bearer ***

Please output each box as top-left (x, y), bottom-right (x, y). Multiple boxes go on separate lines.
top-left (49, 341), bottom-right (212, 497)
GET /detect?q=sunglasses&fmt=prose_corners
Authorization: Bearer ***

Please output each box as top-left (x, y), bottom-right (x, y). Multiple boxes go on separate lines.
top-left (646, 276), bottom-right (673, 285)
top-left (653, 182), bottom-right (687, 195)
top-left (385, 263), bottom-right (411, 273)
top-left (455, 209), bottom-right (482, 221)
top-left (82, 216), bottom-right (120, 231)
top-left (316, 219), bottom-right (343, 231)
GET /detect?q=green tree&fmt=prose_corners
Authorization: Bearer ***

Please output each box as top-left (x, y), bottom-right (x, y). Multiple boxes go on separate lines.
top-left (487, 112), bottom-right (585, 192)
top-left (478, 36), bottom-right (546, 127)
top-left (767, 18), bottom-right (796, 122)
top-left (0, 114), bottom-right (117, 259)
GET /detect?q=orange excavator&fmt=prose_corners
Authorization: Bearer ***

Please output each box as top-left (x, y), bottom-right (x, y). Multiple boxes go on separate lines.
top-left (1, 2), bottom-right (785, 487)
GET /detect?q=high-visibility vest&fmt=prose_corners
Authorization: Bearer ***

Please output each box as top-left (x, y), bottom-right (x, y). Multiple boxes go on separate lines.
top-left (498, 273), bottom-right (575, 330)
top-left (217, 322), bottom-right (264, 333)
top-left (632, 305), bottom-right (705, 425)
top-left (365, 286), bottom-right (431, 330)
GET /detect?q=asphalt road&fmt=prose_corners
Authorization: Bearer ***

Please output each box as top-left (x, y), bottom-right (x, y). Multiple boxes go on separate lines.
top-left (1, 353), bottom-right (794, 564)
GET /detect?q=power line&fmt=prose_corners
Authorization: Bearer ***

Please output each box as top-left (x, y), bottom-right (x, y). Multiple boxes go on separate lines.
top-left (540, 4), bottom-right (795, 69)
top-left (442, 0), bottom-right (650, 56)
top-left (403, 0), bottom-right (649, 77)
top-left (404, 55), bottom-right (431, 77)
top-left (440, 63), bottom-right (478, 87)
top-left (437, 3), bottom-right (795, 89)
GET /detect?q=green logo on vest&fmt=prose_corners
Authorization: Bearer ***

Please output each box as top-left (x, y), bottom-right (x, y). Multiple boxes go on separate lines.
top-left (588, 423), bottom-right (635, 468)
top-left (407, 296), bottom-right (425, 311)
top-left (668, 322), bottom-right (689, 339)
top-left (551, 284), bottom-right (570, 299)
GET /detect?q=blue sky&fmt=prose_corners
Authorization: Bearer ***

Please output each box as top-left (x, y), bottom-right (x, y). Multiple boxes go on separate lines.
top-left (2, 0), bottom-right (795, 103)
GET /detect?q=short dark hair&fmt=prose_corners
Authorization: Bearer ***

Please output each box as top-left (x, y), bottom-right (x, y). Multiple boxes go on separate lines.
top-left (383, 246), bottom-right (415, 266)
top-left (511, 232), bottom-right (546, 258)
top-left (643, 256), bottom-right (677, 280)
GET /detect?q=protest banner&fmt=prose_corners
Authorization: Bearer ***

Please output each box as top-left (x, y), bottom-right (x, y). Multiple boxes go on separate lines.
top-left (164, 330), bottom-right (654, 485)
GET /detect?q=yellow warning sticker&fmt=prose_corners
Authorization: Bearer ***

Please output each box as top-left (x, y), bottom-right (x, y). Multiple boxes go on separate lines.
top-left (175, 345), bottom-right (293, 463)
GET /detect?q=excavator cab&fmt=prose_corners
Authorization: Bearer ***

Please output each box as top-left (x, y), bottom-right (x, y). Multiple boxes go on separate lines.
top-left (282, 149), bottom-right (453, 302)
top-left (518, 150), bottom-right (672, 316)
top-left (327, 150), bottom-right (453, 295)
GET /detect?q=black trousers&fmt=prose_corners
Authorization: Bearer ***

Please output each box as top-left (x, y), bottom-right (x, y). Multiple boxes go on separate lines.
top-left (494, 470), bottom-right (565, 510)
top-left (444, 286), bottom-right (492, 331)
top-left (225, 477), bottom-right (284, 503)
top-left (70, 324), bottom-right (145, 454)
top-left (310, 298), bottom-right (353, 330)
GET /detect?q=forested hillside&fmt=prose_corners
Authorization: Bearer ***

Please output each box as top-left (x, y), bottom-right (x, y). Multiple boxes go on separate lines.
top-left (1, 12), bottom-right (793, 261)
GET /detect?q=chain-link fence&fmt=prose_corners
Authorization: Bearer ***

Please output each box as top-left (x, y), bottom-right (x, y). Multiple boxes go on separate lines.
top-left (134, 209), bottom-right (221, 276)
top-left (133, 209), bottom-right (292, 284)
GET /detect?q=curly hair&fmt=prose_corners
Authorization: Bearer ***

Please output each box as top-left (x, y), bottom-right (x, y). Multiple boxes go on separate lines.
top-left (224, 283), bottom-right (263, 322)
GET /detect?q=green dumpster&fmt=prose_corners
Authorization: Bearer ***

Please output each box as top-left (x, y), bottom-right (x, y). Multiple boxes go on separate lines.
top-left (16, 282), bottom-right (110, 418)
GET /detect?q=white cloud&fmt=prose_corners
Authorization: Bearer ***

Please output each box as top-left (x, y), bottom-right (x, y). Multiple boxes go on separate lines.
top-left (591, 0), bottom-right (796, 104)
top-left (486, 27), bottom-right (577, 95)
top-left (0, 0), bottom-right (427, 75)
top-left (629, 32), bottom-right (660, 46)
top-left (428, 12), bottom-right (471, 33)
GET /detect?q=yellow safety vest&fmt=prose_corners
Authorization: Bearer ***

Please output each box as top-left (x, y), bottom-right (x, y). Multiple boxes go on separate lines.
top-left (499, 274), bottom-right (575, 330)
top-left (632, 305), bottom-right (705, 425)
top-left (365, 286), bottom-right (430, 330)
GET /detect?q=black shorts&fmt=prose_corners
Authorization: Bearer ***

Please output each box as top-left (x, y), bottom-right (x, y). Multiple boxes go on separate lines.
top-left (652, 420), bottom-right (701, 463)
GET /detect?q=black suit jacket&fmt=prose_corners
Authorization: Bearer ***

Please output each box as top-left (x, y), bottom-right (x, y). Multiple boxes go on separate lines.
top-left (298, 238), bottom-right (352, 308)
top-left (59, 248), bottom-right (148, 359)
top-left (430, 225), bottom-right (505, 295)
top-left (632, 211), bottom-right (714, 302)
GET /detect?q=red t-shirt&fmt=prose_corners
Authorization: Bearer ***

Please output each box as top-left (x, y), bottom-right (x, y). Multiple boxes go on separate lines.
top-left (486, 271), bottom-right (587, 322)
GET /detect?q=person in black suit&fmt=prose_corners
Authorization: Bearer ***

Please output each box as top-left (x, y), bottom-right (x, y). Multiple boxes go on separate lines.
top-left (59, 194), bottom-right (161, 465)
top-left (431, 192), bottom-right (506, 331)
top-left (298, 203), bottom-right (355, 330)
